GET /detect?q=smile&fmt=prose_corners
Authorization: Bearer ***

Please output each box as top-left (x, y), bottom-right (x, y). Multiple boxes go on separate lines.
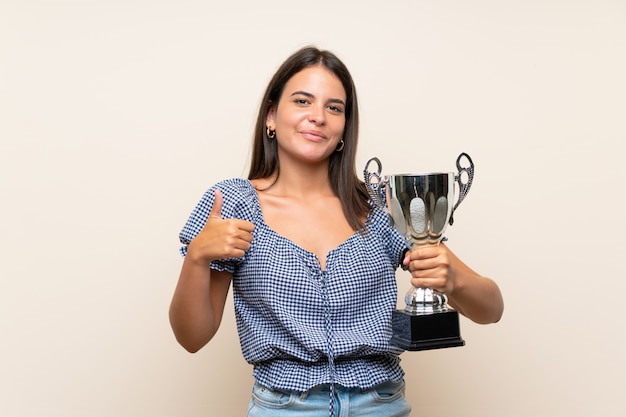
top-left (300, 130), bottom-right (326, 141)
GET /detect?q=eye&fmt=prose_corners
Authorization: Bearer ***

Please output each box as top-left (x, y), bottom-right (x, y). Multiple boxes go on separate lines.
top-left (294, 97), bottom-right (310, 105)
top-left (328, 105), bottom-right (344, 113)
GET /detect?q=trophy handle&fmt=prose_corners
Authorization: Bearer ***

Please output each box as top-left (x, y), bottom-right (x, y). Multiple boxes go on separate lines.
top-left (364, 157), bottom-right (385, 210)
top-left (450, 152), bottom-right (474, 225)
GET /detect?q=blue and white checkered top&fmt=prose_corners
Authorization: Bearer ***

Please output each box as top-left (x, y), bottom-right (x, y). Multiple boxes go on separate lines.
top-left (179, 179), bottom-right (408, 391)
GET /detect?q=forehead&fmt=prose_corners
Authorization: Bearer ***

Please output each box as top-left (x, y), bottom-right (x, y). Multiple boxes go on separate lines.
top-left (282, 65), bottom-right (346, 100)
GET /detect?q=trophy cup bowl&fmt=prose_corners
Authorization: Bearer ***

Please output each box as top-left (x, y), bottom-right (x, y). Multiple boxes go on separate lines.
top-left (364, 153), bottom-right (474, 351)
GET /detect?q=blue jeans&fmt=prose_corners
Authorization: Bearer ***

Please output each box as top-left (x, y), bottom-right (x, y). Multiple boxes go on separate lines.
top-left (247, 380), bottom-right (411, 417)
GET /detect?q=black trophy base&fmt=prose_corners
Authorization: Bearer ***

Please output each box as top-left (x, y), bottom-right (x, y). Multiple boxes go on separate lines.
top-left (391, 309), bottom-right (465, 351)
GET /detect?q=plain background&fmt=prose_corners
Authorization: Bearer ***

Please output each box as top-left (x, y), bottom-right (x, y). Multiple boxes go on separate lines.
top-left (1, 1), bottom-right (625, 416)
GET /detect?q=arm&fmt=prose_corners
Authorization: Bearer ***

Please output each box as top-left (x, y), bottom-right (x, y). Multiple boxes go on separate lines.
top-left (169, 259), bottom-right (232, 353)
top-left (403, 243), bottom-right (504, 324)
top-left (169, 189), bottom-right (254, 352)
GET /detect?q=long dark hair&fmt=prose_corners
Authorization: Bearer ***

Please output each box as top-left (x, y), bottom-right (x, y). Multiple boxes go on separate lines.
top-left (248, 46), bottom-right (371, 231)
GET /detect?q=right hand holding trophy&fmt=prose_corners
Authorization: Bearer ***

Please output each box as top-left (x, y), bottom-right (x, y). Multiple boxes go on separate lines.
top-left (364, 153), bottom-right (475, 351)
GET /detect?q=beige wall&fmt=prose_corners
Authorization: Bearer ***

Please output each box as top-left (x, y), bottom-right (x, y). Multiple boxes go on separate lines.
top-left (1, 1), bottom-right (625, 416)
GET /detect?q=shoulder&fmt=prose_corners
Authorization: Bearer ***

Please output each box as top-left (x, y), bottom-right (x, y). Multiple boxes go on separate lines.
top-left (183, 178), bottom-right (257, 222)
top-left (366, 203), bottom-right (391, 233)
top-left (203, 178), bottom-right (258, 218)
top-left (213, 178), bottom-right (256, 197)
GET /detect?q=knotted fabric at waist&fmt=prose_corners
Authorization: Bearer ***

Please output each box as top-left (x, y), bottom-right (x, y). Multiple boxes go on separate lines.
top-left (252, 354), bottom-right (404, 392)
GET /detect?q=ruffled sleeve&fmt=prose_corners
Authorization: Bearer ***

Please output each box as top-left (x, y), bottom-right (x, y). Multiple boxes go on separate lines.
top-left (367, 204), bottom-right (409, 269)
top-left (178, 179), bottom-right (258, 274)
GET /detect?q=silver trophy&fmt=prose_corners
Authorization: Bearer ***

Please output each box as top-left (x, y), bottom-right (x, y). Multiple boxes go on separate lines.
top-left (364, 153), bottom-right (474, 351)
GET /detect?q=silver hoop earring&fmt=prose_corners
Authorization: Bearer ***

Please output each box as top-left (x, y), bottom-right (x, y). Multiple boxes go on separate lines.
top-left (335, 139), bottom-right (345, 152)
top-left (266, 127), bottom-right (276, 139)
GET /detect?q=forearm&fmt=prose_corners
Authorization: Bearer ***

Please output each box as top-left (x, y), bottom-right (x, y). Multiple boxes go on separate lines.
top-left (448, 271), bottom-right (504, 324)
top-left (446, 247), bottom-right (504, 324)
top-left (169, 257), bottom-right (229, 352)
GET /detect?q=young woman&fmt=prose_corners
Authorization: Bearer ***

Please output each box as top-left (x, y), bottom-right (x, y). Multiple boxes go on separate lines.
top-left (169, 46), bottom-right (504, 417)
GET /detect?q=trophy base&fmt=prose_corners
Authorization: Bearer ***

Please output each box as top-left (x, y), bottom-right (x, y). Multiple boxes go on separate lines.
top-left (391, 309), bottom-right (465, 351)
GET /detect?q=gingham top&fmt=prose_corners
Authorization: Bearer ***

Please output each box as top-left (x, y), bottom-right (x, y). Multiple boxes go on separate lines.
top-left (179, 178), bottom-right (408, 391)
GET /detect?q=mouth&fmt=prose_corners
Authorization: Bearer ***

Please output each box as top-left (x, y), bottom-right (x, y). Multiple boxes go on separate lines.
top-left (300, 130), bottom-right (326, 141)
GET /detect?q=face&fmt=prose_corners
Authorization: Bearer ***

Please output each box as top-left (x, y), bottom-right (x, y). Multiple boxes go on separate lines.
top-left (266, 65), bottom-right (346, 164)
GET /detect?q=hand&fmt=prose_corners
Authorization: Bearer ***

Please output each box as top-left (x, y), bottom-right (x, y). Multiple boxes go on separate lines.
top-left (186, 189), bottom-right (255, 264)
top-left (403, 245), bottom-right (456, 295)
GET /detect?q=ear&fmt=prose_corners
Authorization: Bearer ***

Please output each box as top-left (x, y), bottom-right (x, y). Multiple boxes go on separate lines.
top-left (266, 105), bottom-right (276, 130)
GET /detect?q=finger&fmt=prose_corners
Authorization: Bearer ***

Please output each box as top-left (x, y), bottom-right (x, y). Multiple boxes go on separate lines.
top-left (410, 245), bottom-right (442, 261)
top-left (233, 219), bottom-right (256, 233)
top-left (412, 257), bottom-right (443, 272)
top-left (225, 223), bottom-right (255, 244)
top-left (209, 189), bottom-right (224, 219)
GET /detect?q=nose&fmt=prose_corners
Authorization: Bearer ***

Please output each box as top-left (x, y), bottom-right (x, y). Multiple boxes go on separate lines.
top-left (308, 104), bottom-right (326, 125)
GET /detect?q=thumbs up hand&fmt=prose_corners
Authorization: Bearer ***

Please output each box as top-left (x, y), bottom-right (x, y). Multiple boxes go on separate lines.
top-left (186, 189), bottom-right (255, 264)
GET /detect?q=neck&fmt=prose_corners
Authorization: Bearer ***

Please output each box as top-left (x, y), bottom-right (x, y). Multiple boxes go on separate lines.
top-left (260, 159), bottom-right (334, 198)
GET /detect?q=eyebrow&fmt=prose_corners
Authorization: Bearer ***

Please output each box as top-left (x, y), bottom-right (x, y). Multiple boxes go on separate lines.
top-left (290, 90), bottom-right (346, 106)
